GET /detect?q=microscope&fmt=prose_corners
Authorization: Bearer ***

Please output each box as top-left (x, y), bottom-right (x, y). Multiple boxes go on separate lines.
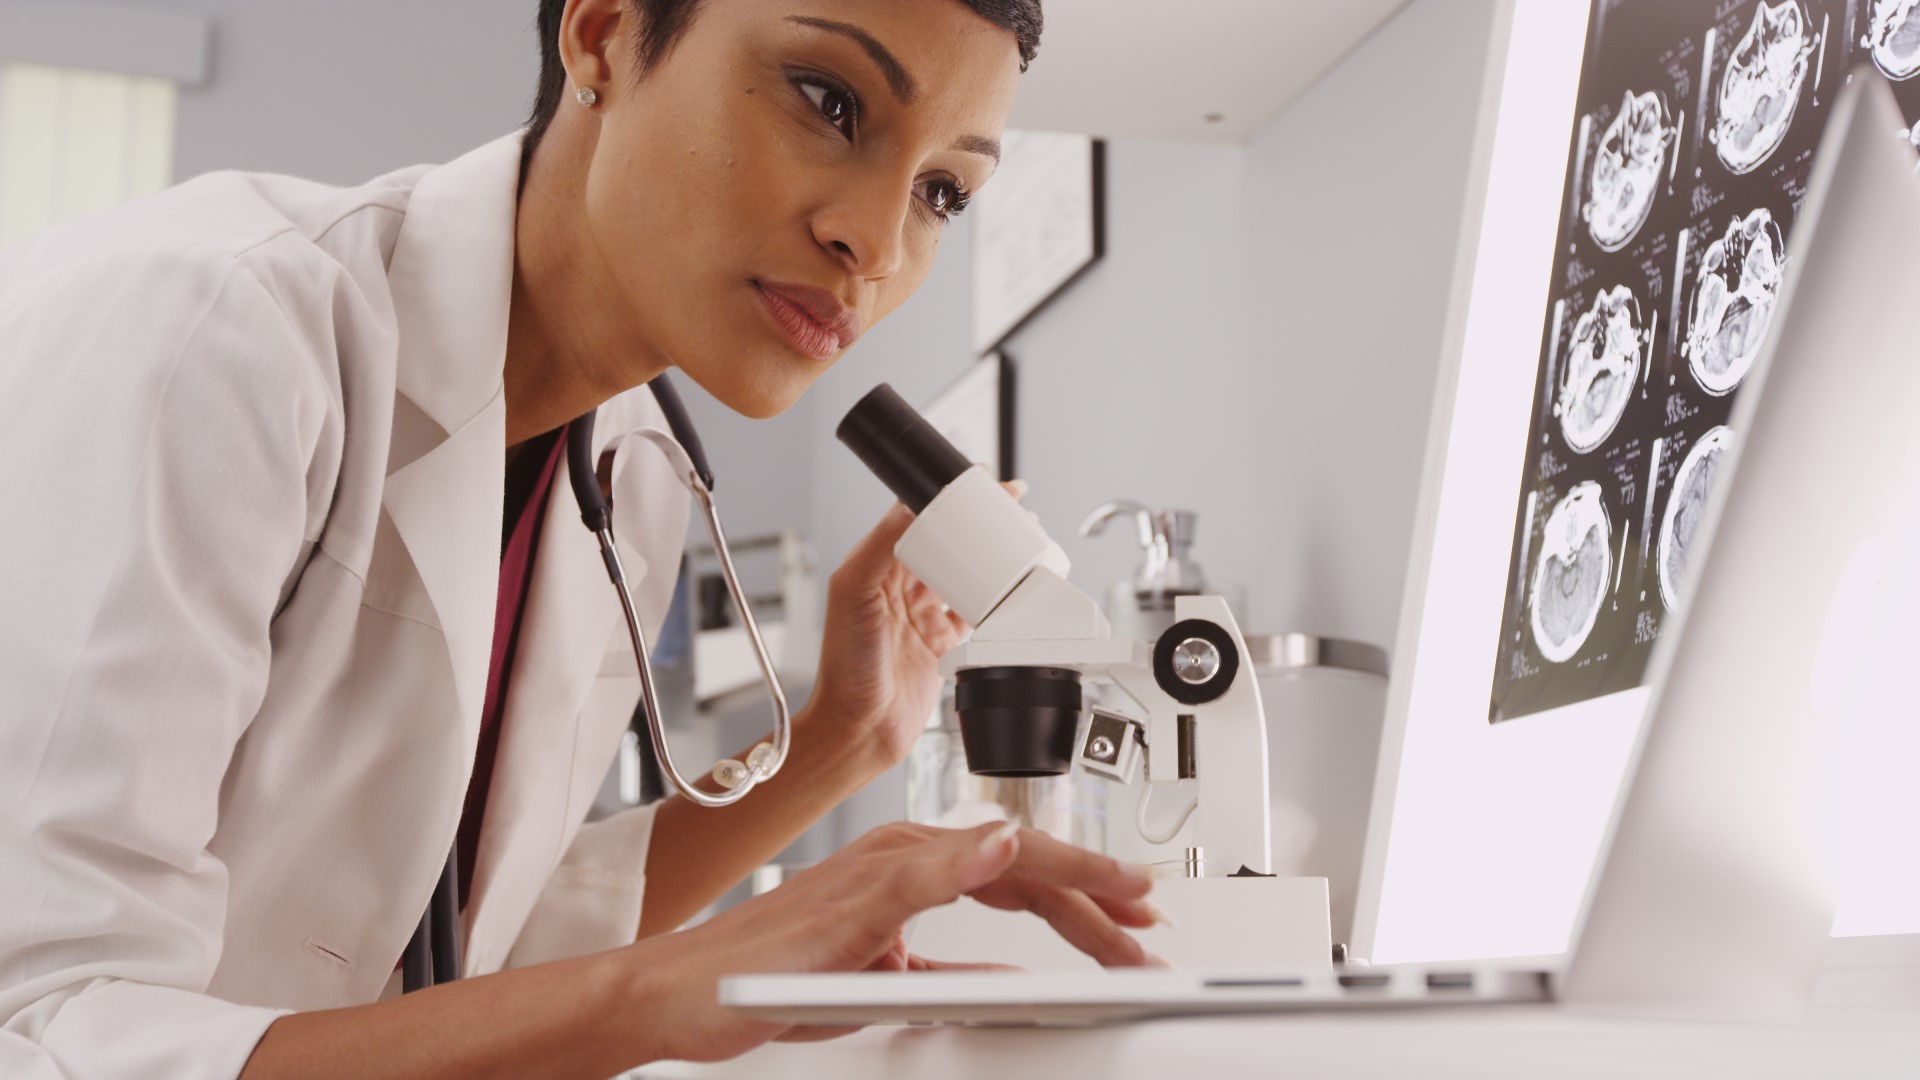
top-left (838, 386), bottom-right (1332, 971)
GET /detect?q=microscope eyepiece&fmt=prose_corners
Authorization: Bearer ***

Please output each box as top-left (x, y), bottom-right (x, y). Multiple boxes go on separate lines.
top-left (835, 383), bottom-right (974, 514)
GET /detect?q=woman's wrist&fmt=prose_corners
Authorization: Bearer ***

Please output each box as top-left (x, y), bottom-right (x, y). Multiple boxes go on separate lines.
top-left (601, 943), bottom-right (685, 1066)
top-left (788, 699), bottom-right (903, 791)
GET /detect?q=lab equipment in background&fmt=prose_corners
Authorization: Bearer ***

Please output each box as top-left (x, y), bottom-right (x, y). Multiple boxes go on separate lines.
top-left (688, 530), bottom-right (820, 712)
top-left (1078, 500), bottom-right (1244, 642)
top-left (837, 384), bottom-right (1331, 972)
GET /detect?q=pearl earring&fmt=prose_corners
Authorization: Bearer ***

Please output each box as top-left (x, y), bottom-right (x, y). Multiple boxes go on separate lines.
top-left (576, 86), bottom-right (599, 107)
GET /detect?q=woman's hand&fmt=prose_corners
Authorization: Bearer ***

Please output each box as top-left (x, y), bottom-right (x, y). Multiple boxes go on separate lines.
top-left (629, 820), bottom-right (1164, 1065)
top-left (805, 484), bottom-right (1026, 772)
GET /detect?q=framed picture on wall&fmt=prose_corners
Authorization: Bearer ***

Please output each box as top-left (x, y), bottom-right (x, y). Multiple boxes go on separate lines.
top-left (920, 352), bottom-right (1015, 482)
top-left (969, 131), bottom-right (1105, 354)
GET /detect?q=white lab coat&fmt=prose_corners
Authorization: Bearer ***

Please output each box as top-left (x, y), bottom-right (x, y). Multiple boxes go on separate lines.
top-left (0, 132), bottom-right (689, 1077)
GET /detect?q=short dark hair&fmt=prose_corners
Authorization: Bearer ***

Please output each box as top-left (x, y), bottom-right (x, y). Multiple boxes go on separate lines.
top-left (523, 0), bottom-right (1042, 171)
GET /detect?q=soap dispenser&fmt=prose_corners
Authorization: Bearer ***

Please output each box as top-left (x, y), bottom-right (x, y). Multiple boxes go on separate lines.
top-left (1079, 501), bottom-right (1241, 642)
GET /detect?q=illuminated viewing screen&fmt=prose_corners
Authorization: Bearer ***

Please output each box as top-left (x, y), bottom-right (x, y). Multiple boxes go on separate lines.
top-left (1361, 0), bottom-right (1920, 965)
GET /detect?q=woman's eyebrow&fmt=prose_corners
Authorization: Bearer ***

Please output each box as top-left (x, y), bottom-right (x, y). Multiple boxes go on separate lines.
top-left (952, 134), bottom-right (1001, 163)
top-left (785, 15), bottom-right (918, 104)
top-left (783, 15), bottom-right (998, 163)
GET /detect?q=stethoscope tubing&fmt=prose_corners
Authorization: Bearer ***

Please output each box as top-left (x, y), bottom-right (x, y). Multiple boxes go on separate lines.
top-left (402, 374), bottom-right (791, 990)
top-left (569, 377), bottom-right (792, 807)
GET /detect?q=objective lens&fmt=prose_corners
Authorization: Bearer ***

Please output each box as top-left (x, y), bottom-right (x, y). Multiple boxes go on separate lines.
top-left (954, 666), bottom-right (1083, 778)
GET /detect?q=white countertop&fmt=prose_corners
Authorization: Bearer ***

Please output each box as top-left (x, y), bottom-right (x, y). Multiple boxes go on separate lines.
top-left (630, 1002), bottom-right (1920, 1080)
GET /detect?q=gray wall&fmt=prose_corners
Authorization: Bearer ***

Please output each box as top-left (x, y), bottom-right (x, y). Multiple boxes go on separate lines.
top-left (153, 0), bottom-right (542, 185)
top-left (1238, 0), bottom-right (1499, 645)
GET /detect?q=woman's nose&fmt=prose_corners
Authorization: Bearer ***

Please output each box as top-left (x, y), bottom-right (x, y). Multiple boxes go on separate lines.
top-left (810, 187), bottom-right (909, 281)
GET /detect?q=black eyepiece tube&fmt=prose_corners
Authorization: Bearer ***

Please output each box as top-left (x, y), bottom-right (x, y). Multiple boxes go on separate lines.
top-left (835, 384), bottom-right (973, 514)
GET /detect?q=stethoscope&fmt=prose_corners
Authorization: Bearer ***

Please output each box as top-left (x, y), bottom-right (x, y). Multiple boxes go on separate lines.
top-left (402, 373), bottom-right (792, 991)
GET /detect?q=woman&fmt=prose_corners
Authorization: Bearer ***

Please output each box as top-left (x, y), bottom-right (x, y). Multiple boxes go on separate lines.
top-left (0, 0), bottom-right (1164, 1076)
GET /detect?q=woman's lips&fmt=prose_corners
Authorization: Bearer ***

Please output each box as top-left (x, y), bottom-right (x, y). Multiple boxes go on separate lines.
top-left (754, 280), bottom-right (861, 362)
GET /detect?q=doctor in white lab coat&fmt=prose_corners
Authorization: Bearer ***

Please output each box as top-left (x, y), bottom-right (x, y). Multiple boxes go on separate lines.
top-left (0, 1), bottom-right (1165, 1077)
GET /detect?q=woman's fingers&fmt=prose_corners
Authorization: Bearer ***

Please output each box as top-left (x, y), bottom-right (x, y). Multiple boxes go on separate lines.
top-left (869, 821), bottom-right (1022, 926)
top-left (996, 826), bottom-right (1156, 904)
top-left (775, 1024), bottom-right (865, 1044)
top-left (1093, 894), bottom-right (1164, 930)
top-left (1021, 883), bottom-right (1160, 968)
top-left (903, 956), bottom-right (1024, 973)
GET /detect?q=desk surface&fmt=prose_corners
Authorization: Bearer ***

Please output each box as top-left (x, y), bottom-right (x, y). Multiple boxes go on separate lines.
top-left (631, 1005), bottom-right (1920, 1080)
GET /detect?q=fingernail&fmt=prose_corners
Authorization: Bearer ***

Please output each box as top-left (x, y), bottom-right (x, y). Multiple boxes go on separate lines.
top-left (1144, 952), bottom-right (1177, 970)
top-left (983, 821), bottom-right (1020, 849)
top-left (1007, 479), bottom-right (1030, 499)
top-left (1129, 862), bottom-right (1181, 883)
top-left (1141, 901), bottom-right (1179, 931)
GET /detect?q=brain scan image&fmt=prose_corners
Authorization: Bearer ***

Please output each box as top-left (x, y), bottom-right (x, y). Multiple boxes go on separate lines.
top-left (1712, 1), bottom-right (1814, 175)
top-left (1584, 91), bottom-right (1677, 252)
top-left (1554, 285), bottom-right (1644, 453)
top-left (1683, 208), bottom-right (1786, 396)
top-left (1866, 0), bottom-right (1920, 80)
top-left (1659, 427), bottom-right (1735, 611)
top-left (1529, 482), bottom-right (1613, 664)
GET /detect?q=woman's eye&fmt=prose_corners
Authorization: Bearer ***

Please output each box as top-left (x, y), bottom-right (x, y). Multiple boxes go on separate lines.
top-left (915, 177), bottom-right (972, 222)
top-left (799, 79), bottom-right (856, 140)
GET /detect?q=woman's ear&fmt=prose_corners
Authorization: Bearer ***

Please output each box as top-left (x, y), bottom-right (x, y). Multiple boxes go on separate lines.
top-left (557, 0), bottom-right (630, 97)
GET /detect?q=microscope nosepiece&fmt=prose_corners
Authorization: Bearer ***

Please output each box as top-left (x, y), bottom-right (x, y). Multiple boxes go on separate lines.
top-left (955, 666), bottom-right (1083, 777)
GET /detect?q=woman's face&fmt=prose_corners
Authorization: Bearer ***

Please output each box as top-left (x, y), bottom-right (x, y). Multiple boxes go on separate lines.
top-left (570, 0), bottom-right (1022, 418)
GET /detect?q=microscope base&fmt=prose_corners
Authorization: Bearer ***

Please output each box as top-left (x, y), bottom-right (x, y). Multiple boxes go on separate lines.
top-left (909, 875), bottom-right (1332, 974)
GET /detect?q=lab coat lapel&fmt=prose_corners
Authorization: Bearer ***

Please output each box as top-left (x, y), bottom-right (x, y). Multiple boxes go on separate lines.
top-left (379, 133), bottom-right (523, 740)
top-left (462, 390), bottom-right (689, 973)
top-left (461, 429), bottom-right (633, 973)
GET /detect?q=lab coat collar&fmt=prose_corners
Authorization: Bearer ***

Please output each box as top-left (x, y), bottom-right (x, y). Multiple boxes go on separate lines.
top-left (380, 132), bottom-right (523, 737)
top-left (384, 131), bottom-right (523, 436)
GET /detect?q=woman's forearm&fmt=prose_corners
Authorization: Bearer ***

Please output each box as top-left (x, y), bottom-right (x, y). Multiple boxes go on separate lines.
top-left (638, 708), bottom-right (886, 938)
top-left (240, 947), bottom-right (660, 1080)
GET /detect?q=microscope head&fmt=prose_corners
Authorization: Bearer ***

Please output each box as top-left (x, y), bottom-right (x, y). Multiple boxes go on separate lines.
top-left (837, 384), bottom-right (1085, 776)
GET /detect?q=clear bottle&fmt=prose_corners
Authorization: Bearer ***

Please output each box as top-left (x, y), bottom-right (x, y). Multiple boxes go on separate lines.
top-left (1078, 502), bottom-right (1246, 643)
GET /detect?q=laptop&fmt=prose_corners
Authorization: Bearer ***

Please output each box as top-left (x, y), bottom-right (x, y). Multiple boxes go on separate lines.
top-left (720, 73), bottom-right (1915, 1028)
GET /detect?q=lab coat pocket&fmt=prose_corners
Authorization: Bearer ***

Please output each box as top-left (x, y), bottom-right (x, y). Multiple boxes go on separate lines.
top-left (504, 804), bottom-right (658, 967)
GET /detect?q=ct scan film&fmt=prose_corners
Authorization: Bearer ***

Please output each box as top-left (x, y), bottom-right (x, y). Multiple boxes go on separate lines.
top-left (1491, 0), bottom-right (1920, 723)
